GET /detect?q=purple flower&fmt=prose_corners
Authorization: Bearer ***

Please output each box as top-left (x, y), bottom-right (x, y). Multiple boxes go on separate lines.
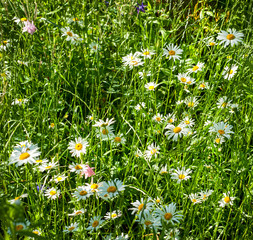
top-left (105, 1), bottom-right (109, 7)
top-left (136, 2), bottom-right (147, 14)
top-left (22, 20), bottom-right (37, 35)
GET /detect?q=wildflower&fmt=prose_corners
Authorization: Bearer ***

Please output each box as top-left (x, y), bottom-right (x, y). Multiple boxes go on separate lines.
top-left (80, 164), bottom-right (95, 178)
top-left (93, 118), bottom-right (115, 127)
top-left (68, 209), bottom-right (85, 216)
top-left (72, 186), bottom-right (92, 200)
top-left (87, 115), bottom-right (94, 121)
top-left (63, 223), bottom-right (78, 233)
top-left (163, 44), bottom-right (183, 61)
top-left (229, 103), bottom-right (239, 114)
top-left (115, 234), bottom-right (129, 239)
top-left (155, 203), bottom-right (183, 224)
top-left (96, 125), bottom-right (115, 141)
top-left (86, 182), bottom-right (102, 193)
top-left (44, 187), bottom-right (60, 200)
top-left (0, 40), bottom-right (10, 51)
top-left (171, 167), bottom-right (192, 183)
top-left (87, 216), bottom-right (104, 232)
top-left (206, 37), bottom-right (216, 47)
top-left (135, 102), bottom-right (146, 111)
top-left (32, 229), bottom-right (41, 236)
top-left (136, 2), bottom-right (147, 14)
top-left (22, 20), bottom-right (37, 34)
top-left (187, 62), bottom-right (204, 73)
top-left (89, 42), bottom-right (101, 51)
top-left (189, 193), bottom-right (202, 204)
top-left (138, 70), bottom-right (151, 79)
top-left (137, 211), bottom-right (161, 231)
top-left (152, 113), bottom-right (164, 123)
top-left (177, 73), bottom-right (191, 84)
top-left (122, 52), bottom-right (143, 68)
top-left (104, 210), bottom-right (122, 220)
top-left (9, 143), bottom-right (40, 167)
top-left (51, 174), bottom-right (68, 183)
top-left (198, 82), bottom-right (209, 90)
top-left (164, 228), bottom-right (180, 240)
top-left (144, 82), bottom-right (158, 91)
top-left (12, 220), bottom-right (30, 233)
top-left (98, 179), bottom-right (125, 199)
top-left (165, 123), bottom-right (188, 141)
top-left (186, 77), bottom-right (196, 85)
top-left (69, 162), bottom-right (87, 174)
top-left (219, 192), bottom-right (236, 207)
top-left (209, 121), bottom-right (234, 139)
top-left (67, 17), bottom-right (83, 26)
top-left (165, 113), bottom-right (177, 124)
top-left (9, 194), bottom-right (28, 205)
top-left (136, 49), bottom-right (155, 59)
top-left (135, 149), bottom-right (144, 158)
top-left (68, 137), bottom-right (89, 158)
top-left (217, 29), bottom-right (244, 47)
top-left (17, 60), bottom-right (28, 66)
top-left (184, 96), bottom-right (199, 108)
top-left (112, 133), bottom-right (126, 146)
top-left (13, 17), bottom-right (28, 24)
top-left (38, 161), bottom-right (58, 172)
top-left (49, 123), bottom-right (55, 128)
top-left (61, 27), bottom-right (81, 44)
top-left (217, 96), bottom-right (232, 109)
top-left (214, 136), bottom-right (226, 145)
top-left (11, 98), bottom-right (29, 105)
top-left (222, 65), bottom-right (238, 80)
top-left (144, 143), bottom-right (160, 160)
top-left (199, 190), bottom-right (213, 201)
top-left (160, 165), bottom-right (168, 175)
top-left (129, 198), bottom-right (153, 215)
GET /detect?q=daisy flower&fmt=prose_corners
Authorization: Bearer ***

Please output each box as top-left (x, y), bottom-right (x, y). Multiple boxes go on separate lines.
top-left (51, 174), bottom-right (68, 183)
top-left (165, 123), bottom-right (189, 141)
top-left (89, 42), bottom-right (101, 52)
top-left (12, 220), bottom-right (30, 233)
top-left (93, 118), bottom-right (115, 127)
top-left (199, 190), bottom-right (213, 201)
top-left (163, 44), bottom-right (183, 61)
top-left (152, 113), bottom-right (164, 123)
top-left (217, 96), bottom-right (232, 109)
top-left (186, 77), bottom-right (196, 85)
top-left (189, 193), bottom-right (202, 204)
top-left (155, 203), bottom-right (183, 225)
top-left (171, 167), bottom-right (192, 183)
top-left (13, 16), bottom-right (28, 24)
top-left (87, 216), bottom-right (104, 232)
top-left (9, 145), bottom-right (40, 167)
top-left (160, 165), bottom-right (168, 175)
top-left (209, 121), bottom-right (234, 139)
top-left (115, 233), bottom-right (129, 239)
top-left (44, 187), bottom-right (60, 200)
top-left (222, 65), bottom-right (238, 80)
top-left (134, 149), bottom-right (144, 158)
top-left (165, 113), bottom-right (177, 124)
top-left (17, 60), bottom-right (28, 66)
top-left (144, 82), bottom-right (158, 91)
top-left (187, 62), bottom-right (204, 74)
top-left (68, 137), bottom-right (89, 158)
top-left (67, 17), bottom-right (83, 26)
top-left (87, 115), bottom-right (94, 121)
top-left (137, 211), bottom-right (161, 231)
top-left (38, 161), bottom-right (58, 172)
top-left (229, 103), bottom-right (239, 114)
top-left (61, 27), bottom-right (75, 40)
top-left (144, 143), bottom-right (160, 160)
top-left (69, 162), bottom-right (87, 174)
top-left (182, 116), bottom-right (195, 127)
top-left (219, 192), bottom-right (236, 207)
top-left (206, 37), bottom-right (216, 47)
top-left (184, 96), bottom-right (199, 108)
top-left (96, 125), bottom-right (115, 141)
top-left (86, 182), bottom-right (102, 193)
top-left (177, 73), bottom-right (191, 85)
top-left (129, 198), bottom-right (154, 215)
top-left (138, 70), bottom-right (151, 79)
top-left (0, 40), bottom-right (10, 51)
top-left (136, 48), bottom-right (156, 59)
top-left (63, 223), bottom-right (78, 233)
top-left (135, 102), bottom-right (146, 111)
top-left (214, 136), bottom-right (226, 145)
top-left (112, 133), bottom-right (126, 146)
top-left (122, 52), bottom-right (143, 68)
top-left (217, 29), bottom-right (244, 47)
top-left (198, 82), bottom-right (209, 90)
top-left (72, 186), bottom-right (92, 200)
top-left (164, 228), bottom-right (180, 240)
top-left (32, 229), bottom-right (41, 236)
top-left (68, 208), bottom-right (85, 216)
top-left (98, 179), bottom-right (125, 199)
top-left (11, 98), bottom-right (29, 105)
top-left (104, 210), bottom-right (122, 220)
top-left (9, 194), bottom-right (28, 205)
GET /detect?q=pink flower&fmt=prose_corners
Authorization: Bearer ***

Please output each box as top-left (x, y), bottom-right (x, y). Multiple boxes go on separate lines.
top-left (80, 165), bottom-right (95, 179)
top-left (23, 20), bottom-right (37, 35)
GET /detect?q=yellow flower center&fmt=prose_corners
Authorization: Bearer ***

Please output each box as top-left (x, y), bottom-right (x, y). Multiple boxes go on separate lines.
top-left (185, 120), bottom-right (190, 124)
top-left (150, 149), bottom-right (157, 155)
top-left (192, 66), bottom-right (199, 71)
top-left (224, 196), bottom-right (230, 203)
top-left (111, 213), bottom-right (117, 218)
top-left (144, 220), bottom-right (152, 226)
top-left (36, 160), bottom-right (43, 163)
top-left (79, 190), bottom-right (87, 196)
top-left (75, 165), bottom-right (83, 170)
top-left (91, 183), bottom-right (98, 190)
top-left (192, 199), bottom-right (197, 203)
top-left (164, 213), bottom-right (173, 220)
top-left (161, 171), bottom-right (168, 174)
top-left (200, 83), bottom-right (205, 88)
top-left (64, 114), bottom-right (68, 118)
top-left (156, 199), bottom-right (160, 203)
top-left (226, 34), bottom-right (235, 40)
top-left (218, 130), bottom-right (225, 135)
top-left (102, 129), bottom-right (109, 135)
top-left (75, 211), bottom-right (82, 215)
top-left (148, 85), bottom-right (155, 90)
top-left (93, 46), bottom-right (97, 49)
top-left (216, 138), bottom-right (220, 144)
top-left (173, 127), bottom-right (182, 133)
top-left (75, 143), bottom-right (83, 150)
top-left (178, 174), bottom-right (185, 179)
top-left (187, 81), bottom-right (192, 84)
top-left (16, 225), bottom-right (24, 231)
top-left (107, 186), bottom-right (117, 193)
top-left (66, 31), bottom-right (73, 37)
top-left (68, 226), bottom-right (75, 231)
top-left (90, 116), bottom-right (94, 120)
top-left (50, 190), bottom-right (56, 196)
top-left (73, 17), bottom-right (79, 21)
top-left (222, 103), bottom-right (227, 108)
top-left (131, 60), bottom-right (138, 66)
top-left (19, 152), bottom-right (30, 160)
top-left (15, 196), bottom-right (20, 201)
top-left (92, 220), bottom-right (99, 228)
top-left (188, 102), bottom-right (194, 107)
top-left (50, 123), bottom-right (55, 128)
top-left (1, 73), bottom-right (6, 77)
top-left (3, 41), bottom-right (7, 45)
top-left (229, 70), bottom-right (233, 74)
top-left (45, 166), bottom-right (52, 169)
top-left (169, 50), bottom-right (176, 56)
top-left (180, 77), bottom-right (186, 83)
top-left (33, 231), bottom-right (39, 234)
top-left (57, 177), bottom-right (63, 181)
top-left (114, 137), bottom-right (121, 143)
top-left (138, 203), bottom-right (144, 211)
top-left (143, 51), bottom-right (150, 55)
top-left (21, 18), bottom-right (27, 21)
top-left (156, 117), bottom-right (161, 122)
top-left (209, 42), bottom-right (215, 46)
top-left (168, 118), bottom-right (173, 123)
